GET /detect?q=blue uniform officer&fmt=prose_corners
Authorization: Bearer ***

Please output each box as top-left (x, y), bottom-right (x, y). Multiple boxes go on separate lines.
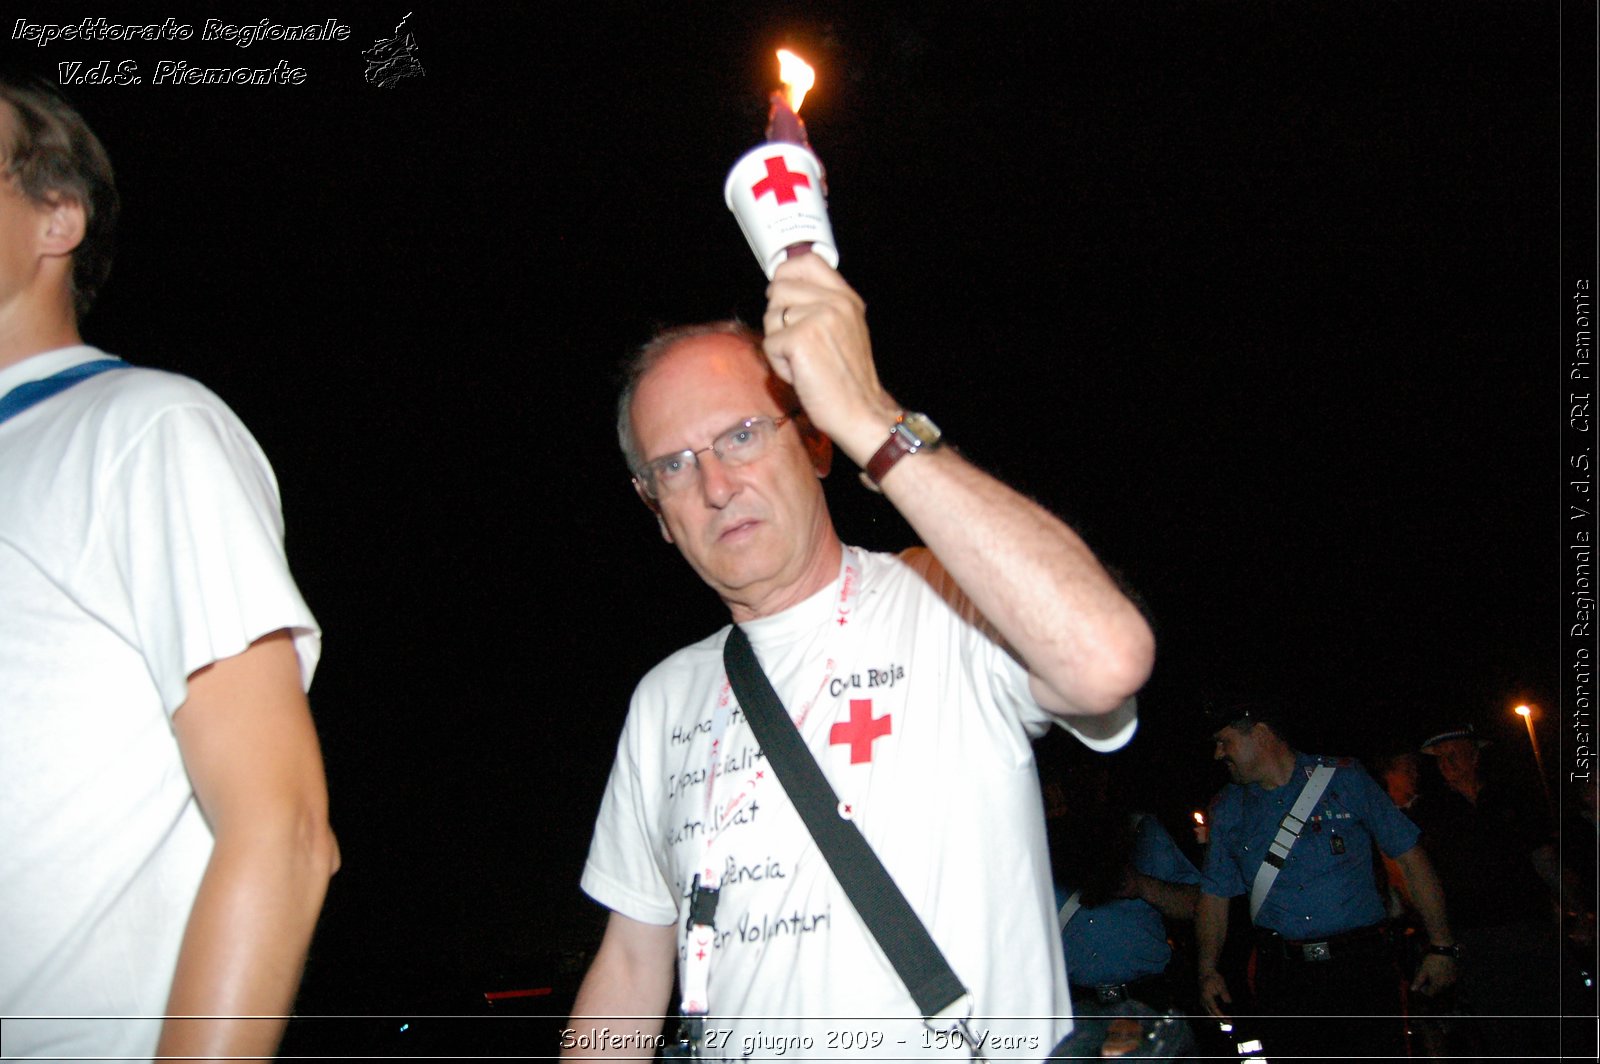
top-left (1204, 751), bottom-right (1408, 938)
top-left (1195, 708), bottom-right (1457, 1058)
top-left (1060, 814), bottom-right (1200, 994)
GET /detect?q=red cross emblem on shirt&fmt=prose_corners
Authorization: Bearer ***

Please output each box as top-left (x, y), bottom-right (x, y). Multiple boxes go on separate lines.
top-left (751, 156), bottom-right (811, 205)
top-left (830, 699), bottom-right (891, 764)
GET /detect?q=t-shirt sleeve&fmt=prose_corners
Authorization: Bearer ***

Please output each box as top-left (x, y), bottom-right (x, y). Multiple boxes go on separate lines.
top-left (580, 693), bottom-right (681, 926)
top-left (897, 547), bottom-right (1137, 751)
top-left (95, 398), bottom-right (319, 715)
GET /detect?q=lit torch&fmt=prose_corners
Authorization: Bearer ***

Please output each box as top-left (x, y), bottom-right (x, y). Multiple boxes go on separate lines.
top-left (724, 49), bottom-right (839, 278)
top-left (767, 49), bottom-right (815, 147)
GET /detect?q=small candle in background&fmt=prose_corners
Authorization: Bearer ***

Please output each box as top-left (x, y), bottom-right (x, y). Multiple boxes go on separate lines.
top-left (1192, 810), bottom-right (1209, 846)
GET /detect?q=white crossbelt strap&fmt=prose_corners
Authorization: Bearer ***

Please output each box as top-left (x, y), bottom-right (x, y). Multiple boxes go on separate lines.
top-left (1248, 764), bottom-right (1337, 921)
top-left (1057, 889), bottom-right (1083, 932)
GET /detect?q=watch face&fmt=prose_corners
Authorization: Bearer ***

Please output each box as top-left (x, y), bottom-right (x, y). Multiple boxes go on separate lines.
top-left (900, 412), bottom-right (941, 448)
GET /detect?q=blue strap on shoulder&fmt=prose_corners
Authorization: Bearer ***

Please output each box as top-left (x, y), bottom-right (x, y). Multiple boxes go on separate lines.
top-left (0, 359), bottom-right (127, 427)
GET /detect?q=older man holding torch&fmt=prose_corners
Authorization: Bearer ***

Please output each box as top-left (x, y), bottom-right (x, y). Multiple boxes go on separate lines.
top-left (560, 237), bottom-right (1154, 1061)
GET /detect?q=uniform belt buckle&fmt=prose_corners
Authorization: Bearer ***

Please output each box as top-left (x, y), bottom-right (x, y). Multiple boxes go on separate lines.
top-left (1094, 984), bottom-right (1129, 1004)
top-left (1300, 941), bottom-right (1332, 962)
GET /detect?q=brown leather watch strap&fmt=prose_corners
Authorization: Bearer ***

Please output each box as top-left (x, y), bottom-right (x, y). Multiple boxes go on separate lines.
top-left (863, 412), bottom-right (941, 488)
top-left (864, 415), bottom-right (914, 486)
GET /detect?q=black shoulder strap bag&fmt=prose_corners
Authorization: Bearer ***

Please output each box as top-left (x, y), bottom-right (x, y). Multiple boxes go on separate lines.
top-left (721, 625), bottom-right (1193, 1062)
top-left (722, 624), bottom-right (984, 1052)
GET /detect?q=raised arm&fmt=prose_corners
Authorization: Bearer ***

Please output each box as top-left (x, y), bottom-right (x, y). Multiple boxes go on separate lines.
top-left (157, 629), bottom-right (339, 1060)
top-left (563, 911), bottom-right (679, 1059)
top-left (763, 255), bottom-right (1154, 721)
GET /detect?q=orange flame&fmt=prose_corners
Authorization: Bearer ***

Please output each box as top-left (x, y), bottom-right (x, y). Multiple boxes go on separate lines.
top-left (777, 49), bottom-right (815, 114)
top-left (1192, 810), bottom-right (1206, 825)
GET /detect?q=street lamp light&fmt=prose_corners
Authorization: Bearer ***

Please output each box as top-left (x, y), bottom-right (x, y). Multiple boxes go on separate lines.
top-left (1513, 703), bottom-right (1556, 821)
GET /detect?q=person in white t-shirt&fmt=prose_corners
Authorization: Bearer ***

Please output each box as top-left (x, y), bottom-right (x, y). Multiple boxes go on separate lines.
top-left (564, 253), bottom-right (1155, 1059)
top-left (0, 74), bottom-right (339, 1062)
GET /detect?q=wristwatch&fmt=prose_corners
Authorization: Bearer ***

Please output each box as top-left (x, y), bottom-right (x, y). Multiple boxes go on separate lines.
top-left (1425, 943), bottom-right (1461, 959)
top-left (862, 412), bottom-right (942, 490)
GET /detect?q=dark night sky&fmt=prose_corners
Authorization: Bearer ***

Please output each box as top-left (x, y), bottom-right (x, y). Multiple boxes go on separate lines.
top-left (12, 0), bottom-right (1590, 1043)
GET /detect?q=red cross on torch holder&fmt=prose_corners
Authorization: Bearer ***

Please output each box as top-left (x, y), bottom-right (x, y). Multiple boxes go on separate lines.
top-left (723, 50), bottom-right (840, 279)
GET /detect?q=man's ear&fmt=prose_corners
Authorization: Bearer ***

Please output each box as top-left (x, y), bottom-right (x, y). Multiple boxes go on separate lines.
top-left (802, 426), bottom-right (833, 478)
top-left (38, 195), bottom-right (86, 259)
top-left (632, 477), bottom-right (674, 544)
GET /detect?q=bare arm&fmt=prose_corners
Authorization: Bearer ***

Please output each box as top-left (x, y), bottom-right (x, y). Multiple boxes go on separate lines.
top-left (763, 255), bottom-right (1154, 718)
top-left (1128, 872), bottom-right (1199, 921)
top-left (1195, 892), bottom-right (1233, 1018)
top-left (563, 911), bottom-right (678, 1059)
top-left (156, 630), bottom-right (339, 1061)
top-left (1392, 845), bottom-right (1459, 995)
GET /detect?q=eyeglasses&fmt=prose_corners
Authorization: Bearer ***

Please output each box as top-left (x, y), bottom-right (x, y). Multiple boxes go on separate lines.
top-left (634, 412), bottom-right (801, 500)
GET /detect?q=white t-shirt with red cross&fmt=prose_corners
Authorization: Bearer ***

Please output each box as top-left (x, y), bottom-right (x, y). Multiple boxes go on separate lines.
top-left (581, 546), bottom-right (1136, 1059)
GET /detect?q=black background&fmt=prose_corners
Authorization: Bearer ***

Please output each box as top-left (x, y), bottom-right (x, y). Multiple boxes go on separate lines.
top-left (11, 0), bottom-right (1592, 1051)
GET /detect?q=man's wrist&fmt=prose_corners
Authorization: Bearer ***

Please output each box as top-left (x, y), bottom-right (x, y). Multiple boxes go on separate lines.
top-left (858, 409), bottom-right (943, 490)
top-left (826, 399), bottom-right (903, 467)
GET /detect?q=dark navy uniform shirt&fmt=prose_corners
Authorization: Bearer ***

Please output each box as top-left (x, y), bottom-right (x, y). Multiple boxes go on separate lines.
top-left (1201, 752), bottom-right (1420, 939)
top-left (1058, 814), bottom-right (1202, 986)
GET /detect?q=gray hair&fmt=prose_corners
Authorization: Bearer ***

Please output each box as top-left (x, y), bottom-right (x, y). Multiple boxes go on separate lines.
top-left (615, 320), bottom-right (768, 475)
